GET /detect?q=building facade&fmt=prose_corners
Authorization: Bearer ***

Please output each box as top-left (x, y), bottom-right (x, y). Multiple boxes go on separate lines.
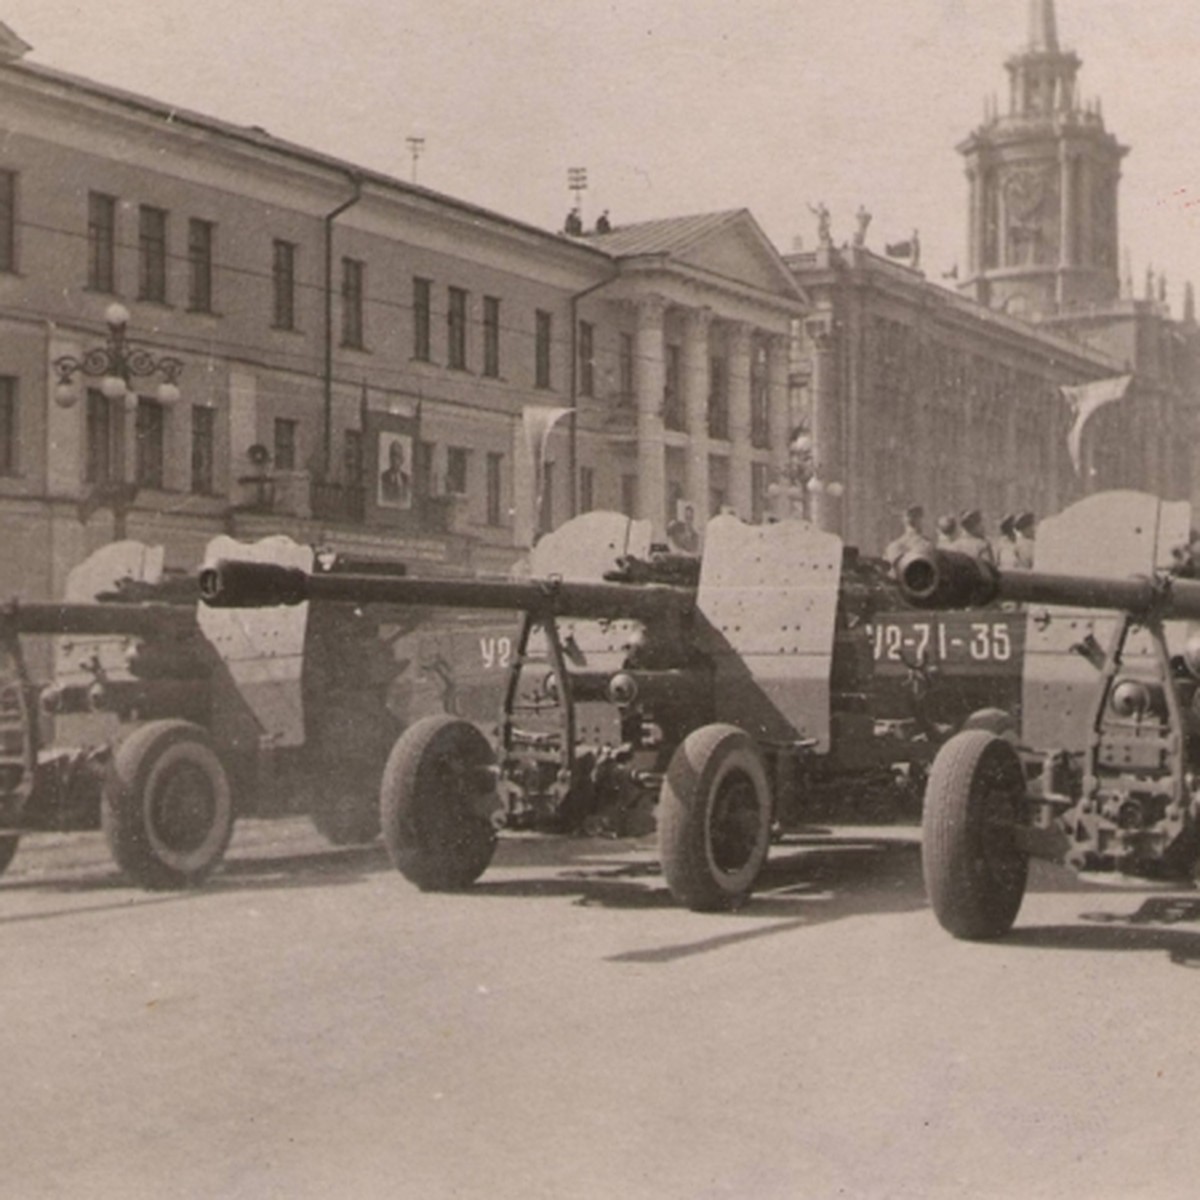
top-left (788, 0), bottom-right (1198, 555)
top-left (0, 27), bottom-right (803, 620)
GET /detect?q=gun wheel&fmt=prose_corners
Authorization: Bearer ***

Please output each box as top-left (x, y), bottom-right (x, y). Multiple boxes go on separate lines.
top-left (381, 715), bottom-right (497, 891)
top-left (659, 724), bottom-right (772, 912)
top-left (102, 720), bottom-right (235, 890)
top-left (923, 729), bottom-right (1028, 940)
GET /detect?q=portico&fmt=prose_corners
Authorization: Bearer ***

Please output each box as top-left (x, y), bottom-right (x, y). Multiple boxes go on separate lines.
top-left (578, 210), bottom-right (806, 541)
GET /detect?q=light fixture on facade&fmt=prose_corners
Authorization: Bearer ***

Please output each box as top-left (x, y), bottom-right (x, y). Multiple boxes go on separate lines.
top-left (53, 305), bottom-right (185, 411)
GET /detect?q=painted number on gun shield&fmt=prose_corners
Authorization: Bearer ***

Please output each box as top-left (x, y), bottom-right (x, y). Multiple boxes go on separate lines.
top-left (873, 622), bottom-right (931, 661)
top-left (480, 636), bottom-right (512, 670)
top-left (968, 622), bottom-right (1012, 661)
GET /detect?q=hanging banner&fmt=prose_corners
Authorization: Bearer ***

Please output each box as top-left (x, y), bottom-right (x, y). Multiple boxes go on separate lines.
top-left (1061, 375), bottom-right (1132, 476)
top-left (522, 404), bottom-right (573, 534)
top-left (365, 394), bottom-right (420, 523)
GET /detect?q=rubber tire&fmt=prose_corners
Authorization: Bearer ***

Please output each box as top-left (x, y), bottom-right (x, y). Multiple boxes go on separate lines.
top-left (922, 729), bottom-right (1029, 940)
top-left (102, 720), bottom-right (235, 890)
top-left (0, 834), bottom-right (18, 876)
top-left (380, 715), bottom-right (497, 891)
top-left (309, 794), bottom-right (381, 846)
top-left (659, 723), bottom-right (773, 912)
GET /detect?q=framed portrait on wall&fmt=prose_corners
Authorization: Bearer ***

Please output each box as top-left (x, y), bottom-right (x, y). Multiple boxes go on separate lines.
top-left (377, 431), bottom-right (413, 510)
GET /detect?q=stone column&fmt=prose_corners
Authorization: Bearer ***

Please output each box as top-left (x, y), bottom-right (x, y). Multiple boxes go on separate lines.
top-left (766, 334), bottom-right (791, 518)
top-left (966, 168), bottom-right (979, 277)
top-left (726, 321), bottom-right (753, 520)
top-left (807, 317), bottom-right (841, 535)
top-left (681, 306), bottom-right (712, 517)
top-left (635, 295), bottom-right (668, 538)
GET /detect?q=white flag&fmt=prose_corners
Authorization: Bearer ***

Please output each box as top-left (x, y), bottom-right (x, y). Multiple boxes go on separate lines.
top-left (522, 405), bottom-right (574, 530)
top-left (1061, 375), bottom-right (1132, 476)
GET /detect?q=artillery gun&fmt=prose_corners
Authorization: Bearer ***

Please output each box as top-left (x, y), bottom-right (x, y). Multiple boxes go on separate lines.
top-left (897, 490), bottom-right (1200, 939)
top-left (202, 511), bottom-right (984, 911)
top-left (0, 536), bottom-right (461, 889)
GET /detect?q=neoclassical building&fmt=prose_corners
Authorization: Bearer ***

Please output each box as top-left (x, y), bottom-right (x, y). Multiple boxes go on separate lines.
top-left (787, 0), bottom-right (1198, 554)
top-left (0, 21), bottom-right (803, 623)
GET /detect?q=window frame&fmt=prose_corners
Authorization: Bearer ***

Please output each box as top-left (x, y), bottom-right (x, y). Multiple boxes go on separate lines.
top-left (138, 205), bottom-right (169, 303)
top-left (0, 170), bottom-right (15, 274)
top-left (187, 217), bottom-right (215, 313)
top-left (272, 239), bottom-right (297, 330)
top-left (413, 277), bottom-right (432, 361)
top-left (341, 257), bottom-right (366, 349)
top-left (447, 286), bottom-right (468, 370)
top-left (482, 295), bottom-right (501, 378)
top-left (88, 192), bottom-right (117, 294)
top-left (535, 309), bottom-right (553, 390)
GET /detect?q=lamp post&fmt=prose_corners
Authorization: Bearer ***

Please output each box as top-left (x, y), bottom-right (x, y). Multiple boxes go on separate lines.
top-left (51, 303), bottom-right (184, 539)
top-left (52, 303), bottom-right (184, 409)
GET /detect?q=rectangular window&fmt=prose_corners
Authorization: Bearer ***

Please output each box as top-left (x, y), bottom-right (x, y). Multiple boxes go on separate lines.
top-left (88, 193), bottom-right (117, 293)
top-left (578, 320), bottom-right (595, 397)
top-left (486, 451), bottom-right (503, 526)
top-left (708, 357), bottom-right (729, 440)
top-left (579, 465), bottom-right (594, 513)
top-left (187, 218), bottom-right (214, 312)
top-left (446, 445), bottom-right (469, 494)
top-left (135, 398), bottom-right (165, 489)
top-left (273, 417), bottom-right (297, 471)
top-left (86, 390), bottom-right (123, 484)
top-left (413, 277), bottom-right (432, 361)
top-left (0, 170), bottom-right (15, 274)
top-left (138, 205), bottom-right (168, 302)
top-left (0, 377), bottom-right (16, 474)
top-left (191, 405), bottom-right (215, 494)
top-left (343, 427), bottom-right (363, 484)
top-left (447, 286), bottom-right (468, 369)
top-left (272, 239), bottom-right (296, 329)
top-left (619, 332), bottom-right (634, 403)
top-left (414, 440), bottom-right (433, 499)
top-left (750, 345), bottom-right (770, 449)
top-left (535, 309), bottom-right (552, 389)
top-left (483, 296), bottom-right (501, 378)
top-left (664, 344), bottom-right (684, 430)
top-left (341, 257), bottom-right (365, 348)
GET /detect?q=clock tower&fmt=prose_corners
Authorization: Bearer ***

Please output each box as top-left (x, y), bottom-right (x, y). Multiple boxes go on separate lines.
top-left (958, 0), bottom-right (1126, 319)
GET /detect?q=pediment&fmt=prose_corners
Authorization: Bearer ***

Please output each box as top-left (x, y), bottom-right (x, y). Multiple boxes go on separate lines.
top-left (0, 21), bottom-right (31, 60)
top-left (674, 214), bottom-right (799, 299)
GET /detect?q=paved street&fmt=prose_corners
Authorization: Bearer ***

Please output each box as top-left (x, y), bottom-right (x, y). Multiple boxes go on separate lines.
top-left (4, 819), bottom-right (1200, 1200)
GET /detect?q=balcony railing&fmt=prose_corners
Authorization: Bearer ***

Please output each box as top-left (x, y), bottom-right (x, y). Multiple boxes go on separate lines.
top-left (235, 473), bottom-right (455, 533)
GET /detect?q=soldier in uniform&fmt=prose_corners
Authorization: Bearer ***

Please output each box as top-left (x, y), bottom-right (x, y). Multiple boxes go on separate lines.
top-left (995, 513), bottom-right (1019, 567)
top-left (1013, 511), bottom-right (1036, 568)
top-left (884, 504), bottom-right (934, 574)
top-left (935, 514), bottom-right (958, 547)
top-left (957, 509), bottom-right (996, 565)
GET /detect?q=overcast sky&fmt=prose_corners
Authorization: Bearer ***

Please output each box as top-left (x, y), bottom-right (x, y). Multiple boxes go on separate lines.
top-left (6, 0), bottom-right (1199, 308)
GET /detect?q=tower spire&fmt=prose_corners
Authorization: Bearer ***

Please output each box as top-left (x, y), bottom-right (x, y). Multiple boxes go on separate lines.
top-left (1028, 0), bottom-right (1059, 52)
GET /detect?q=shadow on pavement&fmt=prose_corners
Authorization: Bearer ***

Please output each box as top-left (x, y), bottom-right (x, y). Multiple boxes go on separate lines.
top-left (472, 835), bottom-right (928, 928)
top-left (0, 842), bottom-right (395, 925)
top-left (1004, 895), bottom-right (1200, 968)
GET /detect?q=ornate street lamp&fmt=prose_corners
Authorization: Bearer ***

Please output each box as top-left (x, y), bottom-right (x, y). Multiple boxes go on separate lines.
top-left (52, 303), bottom-right (184, 410)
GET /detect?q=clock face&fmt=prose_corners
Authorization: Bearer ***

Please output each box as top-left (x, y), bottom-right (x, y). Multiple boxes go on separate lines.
top-left (1005, 170), bottom-right (1046, 219)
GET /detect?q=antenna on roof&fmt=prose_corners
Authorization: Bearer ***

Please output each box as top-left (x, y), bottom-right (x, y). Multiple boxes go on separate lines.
top-left (406, 137), bottom-right (425, 184)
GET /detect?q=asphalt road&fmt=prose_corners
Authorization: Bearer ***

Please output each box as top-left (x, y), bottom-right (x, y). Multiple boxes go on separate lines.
top-left (4, 819), bottom-right (1200, 1200)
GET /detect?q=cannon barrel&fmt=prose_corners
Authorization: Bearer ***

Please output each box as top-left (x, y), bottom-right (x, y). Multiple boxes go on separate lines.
top-left (896, 548), bottom-right (1200, 619)
top-left (0, 600), bottom-right (196, 638)
top-left (199, 559), bottom-right (694, 623)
